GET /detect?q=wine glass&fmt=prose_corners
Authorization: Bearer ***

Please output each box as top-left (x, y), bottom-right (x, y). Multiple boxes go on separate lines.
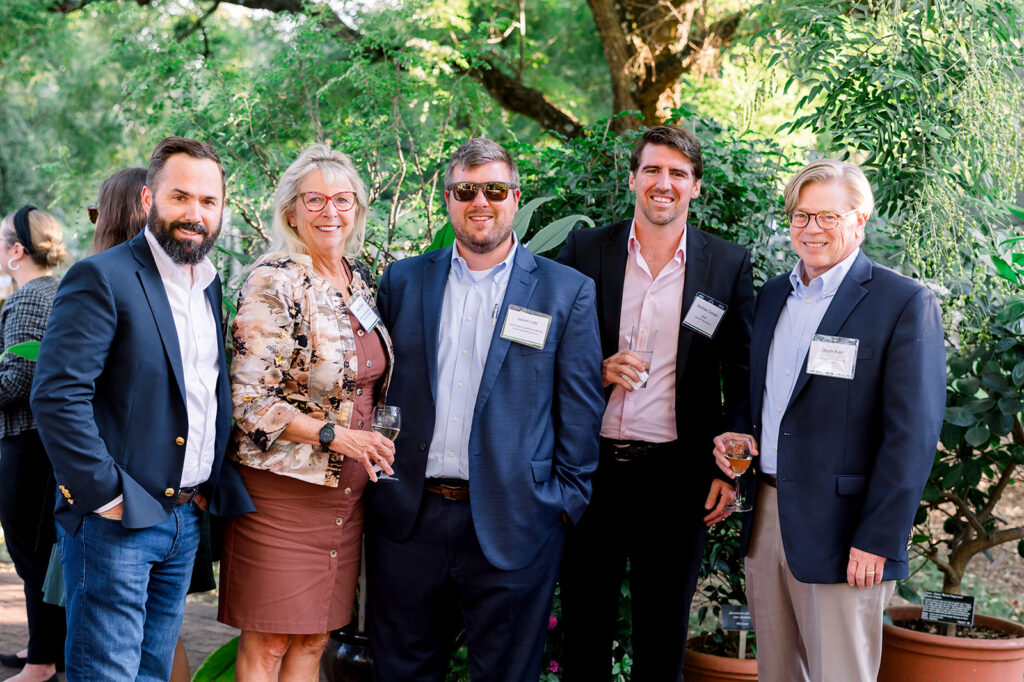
top-left (629, 325), bottom-right (657, 388)
top-left (371, 405), bottom-right (401, 482)
top-left (724, 437), bottom-right (753, 512)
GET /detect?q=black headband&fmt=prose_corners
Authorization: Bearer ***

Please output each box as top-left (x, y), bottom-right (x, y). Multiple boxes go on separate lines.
top-left (13, 205), bottom-right (36, 255)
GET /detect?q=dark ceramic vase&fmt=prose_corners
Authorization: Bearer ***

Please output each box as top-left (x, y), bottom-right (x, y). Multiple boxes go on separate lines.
top-left (321, 628), bottom-right (374, 682)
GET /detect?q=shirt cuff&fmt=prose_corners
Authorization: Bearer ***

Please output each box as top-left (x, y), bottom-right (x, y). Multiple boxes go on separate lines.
top-left (93, 495), bottom-right (123, 513)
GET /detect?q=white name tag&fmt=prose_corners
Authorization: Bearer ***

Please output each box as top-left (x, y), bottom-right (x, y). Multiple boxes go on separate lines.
top-left (348, 295), bottom-right (380, 333)
top-left (682, 292), bottom-right (728, 338)
top-left (499, 305), bottom-right (551, 349)
top-left (807, 334), bottom-right (859, 380)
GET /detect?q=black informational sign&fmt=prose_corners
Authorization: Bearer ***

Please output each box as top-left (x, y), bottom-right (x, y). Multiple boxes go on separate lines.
top-left (922, 591), bottom-right (975, 626)
top-left (721, 604), bottom-right (753, 631)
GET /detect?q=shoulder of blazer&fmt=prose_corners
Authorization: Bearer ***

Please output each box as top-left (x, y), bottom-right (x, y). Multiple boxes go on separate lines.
top-left (697, 228), bottom-right (751, 262)
top-left (569, 219), bottom-right (631, 250)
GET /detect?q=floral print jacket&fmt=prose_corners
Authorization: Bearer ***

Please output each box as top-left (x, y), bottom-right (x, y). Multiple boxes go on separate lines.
top-left (230, 255), bottom-right (394, 486)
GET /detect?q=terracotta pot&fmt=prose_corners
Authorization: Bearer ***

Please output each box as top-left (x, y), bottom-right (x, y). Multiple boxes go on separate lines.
top-left (321, 628), bottom-right (374, 682)
top-left (684, 636), bottom-right (759, 681)
top-left (879, 605), bottom-right (1024, 682)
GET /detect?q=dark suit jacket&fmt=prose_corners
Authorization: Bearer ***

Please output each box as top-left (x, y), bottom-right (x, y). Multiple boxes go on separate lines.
top-left (741, 252), bottom-right (946, 583)
top-left (555, 220), bottom-right (755, 486)
top-left (31, 231), bottom-right (254, 534)
top-left (366, 243), bottom-right (605, 572)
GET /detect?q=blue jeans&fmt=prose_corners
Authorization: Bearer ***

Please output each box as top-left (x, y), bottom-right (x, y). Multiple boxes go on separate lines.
top-left (57, 502), bottom-right (201, 682)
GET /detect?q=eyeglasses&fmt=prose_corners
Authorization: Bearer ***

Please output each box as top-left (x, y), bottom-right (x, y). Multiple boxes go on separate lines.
top-left (299, 191), bottom-right (356, 213)
top-left (787, 209), bottom-right (857, 230)
top-left (447, 181), bottom-right (518, 202)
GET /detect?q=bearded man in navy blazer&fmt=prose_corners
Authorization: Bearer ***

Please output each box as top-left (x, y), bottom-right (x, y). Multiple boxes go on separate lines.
top-left (365, 138), bottom-right (605, 681)
top-left (31, 137), bottom-right (254, 681)
top-left (714, 159), bottom-right (946, 682)
top-left (555, 125), bottom-right (754, 681)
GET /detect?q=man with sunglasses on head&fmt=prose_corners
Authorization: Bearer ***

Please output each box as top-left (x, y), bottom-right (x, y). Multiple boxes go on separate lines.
top-left (712, 160), bottom-right (945, 682)
top-left (365, 137), bottom-right (605, 681)
top-left (555, 125), bottom-right (755, 681)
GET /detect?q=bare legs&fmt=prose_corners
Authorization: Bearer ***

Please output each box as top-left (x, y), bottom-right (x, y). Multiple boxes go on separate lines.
top-left (235, 631), bottom-right (329, 682)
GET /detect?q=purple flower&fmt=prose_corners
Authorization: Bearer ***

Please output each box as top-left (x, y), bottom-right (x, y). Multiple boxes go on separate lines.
top-left (548, 660), bottom-right (559, 673)
top-left (548, 615), bottom-right (558, 630)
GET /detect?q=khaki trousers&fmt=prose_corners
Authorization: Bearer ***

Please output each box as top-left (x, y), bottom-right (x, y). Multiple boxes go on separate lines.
top-left (745, 482), bottom-right (895, 682)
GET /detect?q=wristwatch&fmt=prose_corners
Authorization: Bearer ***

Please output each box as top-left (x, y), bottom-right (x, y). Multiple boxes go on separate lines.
top-left (317, 422), bottom-right (336, 452)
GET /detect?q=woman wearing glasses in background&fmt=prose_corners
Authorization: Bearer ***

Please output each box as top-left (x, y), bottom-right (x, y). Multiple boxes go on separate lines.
top-left (218, 144), bottom-right (396, 680)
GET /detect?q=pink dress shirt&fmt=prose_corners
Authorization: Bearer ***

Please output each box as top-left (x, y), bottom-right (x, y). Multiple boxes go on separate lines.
top-left (600, 222), bottom-right (685, 443)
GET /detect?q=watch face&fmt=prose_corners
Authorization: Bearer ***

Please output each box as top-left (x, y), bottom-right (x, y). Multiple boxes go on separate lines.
top-left (319, 423), bottom-right (335, 447)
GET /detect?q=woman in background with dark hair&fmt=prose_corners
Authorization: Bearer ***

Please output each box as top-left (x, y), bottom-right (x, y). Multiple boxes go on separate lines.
top-left (91, 167), bottom-right (147, 253)
top-left (0, 206), bottom-right (68, 682)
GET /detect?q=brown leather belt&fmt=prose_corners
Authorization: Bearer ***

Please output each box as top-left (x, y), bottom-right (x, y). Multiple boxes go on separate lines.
top-left (604, 439), bottom-right (678, 463)
top-left (758, 472), bottom-right (778, 488)
top-left (176, 486), bottom-right (199, 505)
top-left (424, 479), bottom-right (469, 501)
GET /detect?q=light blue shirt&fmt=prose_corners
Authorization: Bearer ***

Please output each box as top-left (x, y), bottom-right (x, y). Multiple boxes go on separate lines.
top-left (426, 236), bottom-right (518, 479)
top-left (760, 248), bottom-right (860, 473)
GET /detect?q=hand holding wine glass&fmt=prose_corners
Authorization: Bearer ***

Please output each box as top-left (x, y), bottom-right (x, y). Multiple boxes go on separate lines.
top-left (724, 437), bottom-right (753, 512)
top-left (371, 405), bottom-right (401, 482)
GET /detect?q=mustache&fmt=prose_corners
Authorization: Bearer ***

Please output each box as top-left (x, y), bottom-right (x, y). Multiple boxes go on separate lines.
top-left (171, 221), bottom-right (209, 236)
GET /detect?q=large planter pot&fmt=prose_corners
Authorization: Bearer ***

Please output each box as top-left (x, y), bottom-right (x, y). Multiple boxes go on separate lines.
top-left (683, 636), bottom-right (759, 681)
top-left (879, 605), bottom-right (1024, 682)
top-left (321, 628), bottom-right (374, 682)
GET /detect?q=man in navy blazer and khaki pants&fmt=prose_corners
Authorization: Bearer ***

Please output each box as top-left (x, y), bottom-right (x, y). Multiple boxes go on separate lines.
top-left (365, 138), bottom-right (605, 681)
top-left (31, 137), bottom-right (254, 681)
top-left (714, 159), bottom-right (946, 682)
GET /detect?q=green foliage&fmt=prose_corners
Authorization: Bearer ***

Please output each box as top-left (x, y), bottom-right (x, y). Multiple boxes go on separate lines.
top-left (192, 636), bottom-right (238, 681)
top-left (0, 340), bottom-right (40, 362)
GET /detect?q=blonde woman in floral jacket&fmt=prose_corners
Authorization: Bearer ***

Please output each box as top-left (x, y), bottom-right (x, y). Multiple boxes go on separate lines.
top-left (218, 144), bottom-right (395, 681)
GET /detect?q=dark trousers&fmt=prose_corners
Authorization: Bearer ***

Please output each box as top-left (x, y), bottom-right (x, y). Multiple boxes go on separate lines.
top-left (560, 440), bottom-right (708, 682)
top-left (366, 493), bottom-right (564, 682)
top-left (0, 430), bottom-right (66, 666)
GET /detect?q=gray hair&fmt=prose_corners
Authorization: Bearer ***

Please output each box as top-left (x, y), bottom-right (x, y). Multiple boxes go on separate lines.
top-left (264, 143), bottom-right (368, 262)
top-left (444, 138), bottom-right (520, 188)
top-left (783, 159), bottom-right (875, 219)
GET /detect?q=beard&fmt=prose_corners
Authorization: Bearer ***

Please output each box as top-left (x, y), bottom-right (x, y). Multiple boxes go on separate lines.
top-left (451, 214), bottom-right (514, 255)
top-left (148, 204), bottom-right (220, 266)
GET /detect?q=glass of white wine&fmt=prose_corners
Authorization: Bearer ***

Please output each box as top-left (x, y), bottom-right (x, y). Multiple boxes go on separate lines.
top-left (629, 325), bottom-right (657, 388)
top-left (371, 405), bottom-right (401, 482)
top-left (724, 437), bottom-right (753, 512)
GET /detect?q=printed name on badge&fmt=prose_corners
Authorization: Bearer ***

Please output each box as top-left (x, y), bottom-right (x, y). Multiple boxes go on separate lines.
top-left (348, 296), bottom-right (380, 333)
top-left (806, 334), bottom-right (859, 380)
top-left (500, 305), bottom-right (552, 349)
top-left (682, 292), bottom-right (728, 338)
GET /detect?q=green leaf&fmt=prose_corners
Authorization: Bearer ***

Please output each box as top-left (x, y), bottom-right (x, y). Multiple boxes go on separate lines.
top-left (1012, 362), bottom-right (1024, 387)
top-left (965, 424), bottom-right (990, 447)
top-left (991, 256), bottom-right (1019, 284)
top-left (214, 245), bottom-right (255, 265)
top-left (956, 376), bottom-right (981, 395)
top-left (422, 224), bottom-right (454, 254)
top-left (526, 214), bottom-right (594, 255)
top-left (998, 398), bottom-right (1023, 415)
top-left (944, 406), bottom-right (976, 427)
top-left (512, 196), bottom-right (556, 239)
top-left (1009, 205), bottom-right (1024, 221)
top-left (192, 636), bottom-right (238, 681)
top-left (0, 340), bottom-right (41, 362)
top-left (896, 580), bottom-right (921, 604)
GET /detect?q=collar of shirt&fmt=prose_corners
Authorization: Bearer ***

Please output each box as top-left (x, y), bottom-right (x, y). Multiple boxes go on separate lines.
top-left (789, 247), bottom-right (861, 300)
top-left (627, 219), bottom-right (687, 275)
top-left (144, 226), bottom-right (217, 293)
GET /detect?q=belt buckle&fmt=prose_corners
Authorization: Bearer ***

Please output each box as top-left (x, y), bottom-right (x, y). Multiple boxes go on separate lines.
top-left (178, 487), bottom-right (198, 505)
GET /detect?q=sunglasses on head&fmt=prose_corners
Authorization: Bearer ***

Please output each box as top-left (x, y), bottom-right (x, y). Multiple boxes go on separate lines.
top-left (447, 181), bottom-right (518, 202)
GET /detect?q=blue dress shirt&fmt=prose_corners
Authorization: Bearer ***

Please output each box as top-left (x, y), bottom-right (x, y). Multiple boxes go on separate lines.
top-left (426, 237), bottom-right (518, 479)
top-left (760, 248), bottom-right (861, 473)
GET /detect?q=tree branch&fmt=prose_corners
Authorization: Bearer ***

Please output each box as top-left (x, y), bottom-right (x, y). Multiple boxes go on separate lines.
top-left (468, 58), bottom-right (583, 138)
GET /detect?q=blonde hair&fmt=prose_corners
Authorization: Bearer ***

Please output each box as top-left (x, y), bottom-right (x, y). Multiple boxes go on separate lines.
top-left (263, 144), bottom-right (368, 264)
top-left (783, 159), bottom-right (875, 218)
top-left (1, 208), bottom-right (69, 269)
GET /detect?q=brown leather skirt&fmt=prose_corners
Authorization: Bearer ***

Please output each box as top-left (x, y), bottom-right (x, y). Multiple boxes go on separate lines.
top-left (217, 462), bottom-right (369, 634)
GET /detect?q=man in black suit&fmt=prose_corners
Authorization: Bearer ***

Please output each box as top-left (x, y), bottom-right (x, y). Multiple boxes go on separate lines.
top-left (556, 125), bottom-right (755, 682)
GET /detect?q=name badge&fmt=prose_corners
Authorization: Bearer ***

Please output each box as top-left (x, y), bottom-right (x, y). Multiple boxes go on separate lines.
top-left (682, 292), bottom-right (728, 338)
top-left (500, 305), bottom-right (551, 349)
top-left (807, 334), bottom-right (859, 380)
top-left (348, 295), bottom-right (380, 333)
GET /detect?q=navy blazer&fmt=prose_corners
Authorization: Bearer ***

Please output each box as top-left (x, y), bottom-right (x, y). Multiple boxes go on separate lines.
top-left (741, 252), bottom-right (946, 583)
top-left (556, 220), bottom-right (755, 486)
top-left (31, 231), bottom-right (254, 534)
top-left (366, 243), bottom-right (605, 571)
